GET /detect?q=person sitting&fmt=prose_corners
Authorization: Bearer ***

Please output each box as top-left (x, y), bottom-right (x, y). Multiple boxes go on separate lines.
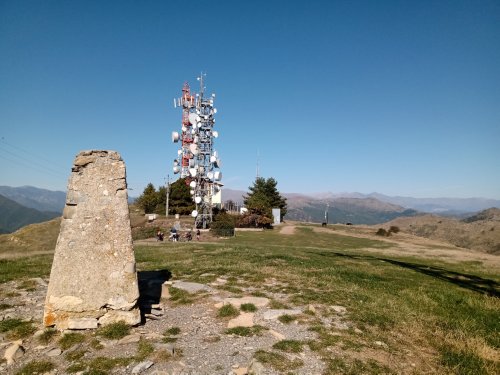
top-left (185, 231), bottom-right (192, 241)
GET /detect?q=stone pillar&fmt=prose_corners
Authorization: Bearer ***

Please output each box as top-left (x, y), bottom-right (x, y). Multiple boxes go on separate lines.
top-left (44, 150), bottom-right (140, 329)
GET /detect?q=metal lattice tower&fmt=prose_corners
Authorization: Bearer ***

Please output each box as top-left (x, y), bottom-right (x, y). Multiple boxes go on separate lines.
top-left (171, 74), bottom-right (221, 228)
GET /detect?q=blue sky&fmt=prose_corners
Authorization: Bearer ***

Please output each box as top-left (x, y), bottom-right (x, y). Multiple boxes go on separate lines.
top-left (1, 0), bottom-right (499, 199)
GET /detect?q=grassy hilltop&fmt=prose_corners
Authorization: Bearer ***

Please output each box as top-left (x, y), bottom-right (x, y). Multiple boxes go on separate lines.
top-left (0, 219), bottom-right (499, 374)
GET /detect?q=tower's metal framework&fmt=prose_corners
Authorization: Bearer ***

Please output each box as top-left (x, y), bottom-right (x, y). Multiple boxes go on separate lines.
top-left (171, 75), bottom-right (221, 228)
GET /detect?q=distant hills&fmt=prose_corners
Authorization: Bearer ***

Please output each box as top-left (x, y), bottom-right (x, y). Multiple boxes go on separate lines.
top-left (0, 185), bottom-right (66, 213)
top-left (222, 188), bottom-right (500, 225)
top-left (1, 185), bottom-right (499, 231)
top-left (0, 194), bottom-right (60, 234)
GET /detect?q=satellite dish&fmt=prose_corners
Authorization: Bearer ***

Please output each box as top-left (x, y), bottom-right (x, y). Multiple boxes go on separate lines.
top-left (194, 136), bottom-right (199, 143)
top-left (190, 189), bottom-right (194, 195)
top-left (188, 112), bottom-right (198, 125)
top-left (191, 129), bottom-right (196, 134)
top-left (214, 159), bottom-right (221, 168)
top-left (207, 172), bottom-right (214, 180)
top-left (173, 159), bottom-right (179, 166)
top-left (189, 159), bottom-right (195, 168)
top-left (172, 131), bottom-right (179, 143)
top-left (191, 210), bottom-right (198, 217)
top-left (213, 108), bottom-right (217, 114)
top-left (173, 98), bottom-right (177, 108)
top-left (177, 149), bottom-right (182, 155)
top-left (182, 125), bottom-right (187, 132)
top-left (189, 144), bottom-right (199, 155)
top-left (214, 171), bottom-right (222, 181)
top-left (173, 166), bottom-right (180, 174)
top-left (195, 196), bottom-right (202, 204)
top-left (189, 180), bottom-right (197, 188)
top-left (189, 168), bottom-right (197, 177)
top-left (210, 155), bottom-right (216, 163)
top-left (214, 185), bottom-right (220, 193)
top-left (212, 131), bottom-right (219, 138)
top-left (198, 166), bottom-right (205, 174)
top-left (213, 151), bottom-right (218, 157)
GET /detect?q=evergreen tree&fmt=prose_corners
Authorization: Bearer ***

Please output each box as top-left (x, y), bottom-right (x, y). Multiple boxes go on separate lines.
top-left (169, 178), bottom-right (195, 215)
top-left (136, 183), bottom-right (158, 214)
top-left (243, 177), bottom-right (287, 223)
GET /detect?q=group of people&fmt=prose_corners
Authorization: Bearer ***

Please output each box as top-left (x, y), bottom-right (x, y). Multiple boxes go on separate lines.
top-left (156, 228), bottom-right (201, 242)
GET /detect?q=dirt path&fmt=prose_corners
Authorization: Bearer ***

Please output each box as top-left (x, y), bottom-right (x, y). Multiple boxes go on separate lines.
top-left (279, 225), bottom-right (296, 235)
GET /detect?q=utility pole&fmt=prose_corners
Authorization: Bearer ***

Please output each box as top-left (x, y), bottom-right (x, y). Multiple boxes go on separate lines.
top-left (165, 175), bottom-right (170, 217)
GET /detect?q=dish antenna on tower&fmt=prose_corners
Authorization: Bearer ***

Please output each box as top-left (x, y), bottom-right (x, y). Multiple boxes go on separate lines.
top-left (170, 73), bottom-right (222, 228)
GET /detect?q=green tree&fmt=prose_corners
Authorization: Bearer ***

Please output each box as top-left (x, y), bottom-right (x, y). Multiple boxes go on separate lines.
top-left (169, 178), bottom-right (195, 215)
top-left (136, 183), bottom-right (158, 214)
top-left (243, 177), bottom-right (287, 224)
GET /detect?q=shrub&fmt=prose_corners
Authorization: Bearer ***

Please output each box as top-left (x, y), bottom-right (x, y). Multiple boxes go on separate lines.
top-left (211, 211), bottom-right (235, 237)
top-left (59, 332), bottom-right (85, 350)
top-left (389, 226), bottom-right (400, 234)
top-left (240, 303), bottom-right (257, 312)
top-left (376, 228), bottom-right (389, 237)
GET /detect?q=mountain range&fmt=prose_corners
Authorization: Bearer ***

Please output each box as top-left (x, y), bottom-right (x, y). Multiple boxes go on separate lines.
top-left (1, 186), bottom-right (499, 231)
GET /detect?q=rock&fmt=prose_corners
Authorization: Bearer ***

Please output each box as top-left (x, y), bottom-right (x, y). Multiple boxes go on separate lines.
top-left (4, 340), bottom-right (24, 365)
top-left (160, 284), bottom-right (171, 300)
top-left (68, 317), bottom-right (98, 330)
top-left (233, 367), bottom-right (248, 375)
top-left (223, 296), bottom-right (269, 308)
top-left (307, 304), bottom-right (316, 314)
top-left (171, 281), bottom-right (213, 294)
top-left (268, 329), bottom-right (285, 340)
top-left (131, 360), bottom-right (154, 374)
top-left (331, 305), bottom-right (347, 314)
top-left (263, 309), bottom-right (301, 320)
top-left (375, 340), bottom-right (388, 348)
top-left (247, 359), bottom-right (265, 375)
top-left (227, 313), bottom-right (254, 328)
top-left (354, 328), bottom-right (363, 334)
top-left (45, 347), bottom-right (62, 357)
top-left (99, 309), bottom-right (141, 326)
top-left (118, 334), bottom-right (141, 344)
top-left (154, 343), bottom-right (175, 356)
top-left (44, 150), bottom-right (140, 329)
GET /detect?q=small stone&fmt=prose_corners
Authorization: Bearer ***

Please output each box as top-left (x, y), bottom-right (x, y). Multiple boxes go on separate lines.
top-left (375, 340), bottom-right (387, 348)
top-left (268, 329), bottom-right (285, 340)
top-left (227, 313), bottom-right (254, 328)
top-left (232, 364), bottom-right (239, 369)
top-left (4, 340), bottom-right (24, 365)
top-left (45, 347), bottom-right (62, 357)
top-left (118, 334), bottom-right (141, 344)
top-left (132, 360), bottom-right (154, 374)
top-left (307, 304), bottom-right (316, 313)
top-left (354, 328), bottom-right (363, 334)
top-left (331, 305), bottom-right (347, 314)
top-left (248, 359), bottom-right (264, 375)
top-left (263, 309), bottom-right (301, 320)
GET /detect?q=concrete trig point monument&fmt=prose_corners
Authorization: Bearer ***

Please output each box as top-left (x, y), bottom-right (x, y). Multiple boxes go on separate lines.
top-left (44, 150), bottom-right (140, 329)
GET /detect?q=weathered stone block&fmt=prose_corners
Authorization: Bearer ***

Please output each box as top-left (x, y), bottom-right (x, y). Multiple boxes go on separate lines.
top-left (44, 150), bottom-right (140, 329)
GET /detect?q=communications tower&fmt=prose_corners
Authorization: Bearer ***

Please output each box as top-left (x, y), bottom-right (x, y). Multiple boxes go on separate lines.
top-left (171, 74), bottom-right (221, 228)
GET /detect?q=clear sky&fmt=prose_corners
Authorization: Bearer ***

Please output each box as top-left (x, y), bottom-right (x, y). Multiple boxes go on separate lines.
top-left (1, 0), bottom-right (499, 199)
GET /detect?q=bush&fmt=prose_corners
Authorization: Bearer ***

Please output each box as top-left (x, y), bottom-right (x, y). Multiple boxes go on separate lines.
top-left (389, 226), bottom-right (400, 234)
top-left (211, 212), bottom-right (235, 237)
top-left (376, 228), bottom-right (389, 237)
top-left (236, 213), bottom-right (273, 229)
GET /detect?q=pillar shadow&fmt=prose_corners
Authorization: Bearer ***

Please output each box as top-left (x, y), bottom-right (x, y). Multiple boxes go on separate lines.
top-left (137, 269), bottom-right (172, 321)
top-left (313, 251), bottom-right (500, 297)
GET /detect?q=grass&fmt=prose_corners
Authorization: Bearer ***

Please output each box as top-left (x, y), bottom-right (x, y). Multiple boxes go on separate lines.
top-left (273, 339), bottom-right (304, 353)
top-left (38, 328), bottom-right (57, 345)
top-left (0, 318), bottom-right (35, 339)
top-left (240, 303), bottom-right (257, 312)
top-left (254, 350), bottom-right (304, 371)
top-left (59, 332), bottom-right (86, 350)
top-left (217, 303), bottom-right (240, 318)
top-left (15, 360), bottom-right (55, 375)
top-left (278, 314), bottom-right (297, 324)
top-left (1, 222), bottom-right (499, 374)
top-left (96, 321), bottom-right (130, 339)
top-left (225, 325), bottom-right (266, 336)
top-left (136, 339), bottom-right (155, 360)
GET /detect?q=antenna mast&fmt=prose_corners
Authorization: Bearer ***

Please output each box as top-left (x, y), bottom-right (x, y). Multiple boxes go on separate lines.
top-left (171, 74), bottom-right (222, 229)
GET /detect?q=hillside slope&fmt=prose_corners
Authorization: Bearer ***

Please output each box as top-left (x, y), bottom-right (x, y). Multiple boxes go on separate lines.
top-left (0, 194), bottom-right (61, 234)
top-left (383, 209), bottom-right (500, 254)
top-left (0, 185), bottom-right (66, 212)
top-left (286, 197), bottom-right (419, 225)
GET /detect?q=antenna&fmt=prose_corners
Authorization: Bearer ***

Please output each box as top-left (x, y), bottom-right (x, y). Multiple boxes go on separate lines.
top-left (256, 149), bottom-right (260, 179)
top-left (170, 74), bottom-right (221, 229)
